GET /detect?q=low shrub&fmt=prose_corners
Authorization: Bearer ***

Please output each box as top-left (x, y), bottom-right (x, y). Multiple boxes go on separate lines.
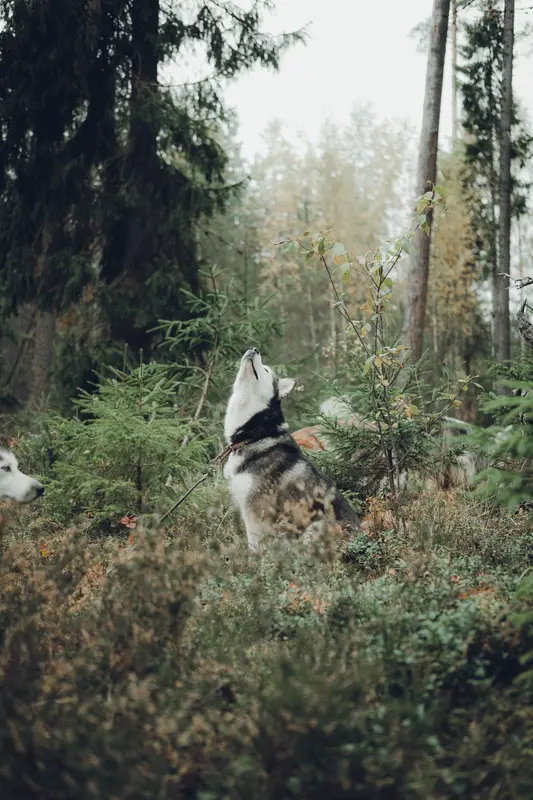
top-left (1, 490), bottom-right (533, 798)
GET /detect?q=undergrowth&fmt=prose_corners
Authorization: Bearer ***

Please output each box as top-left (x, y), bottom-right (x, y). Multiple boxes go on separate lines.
top-left (2, 218), bottom-right (533, 798)
top-left (1, 485), bottom-right (533, 799)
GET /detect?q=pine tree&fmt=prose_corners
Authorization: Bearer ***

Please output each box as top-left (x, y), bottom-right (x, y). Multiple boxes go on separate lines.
top-left (0, 0), bottom-right (301, 396)
top-left (459, 0), bottom-right (532, 362)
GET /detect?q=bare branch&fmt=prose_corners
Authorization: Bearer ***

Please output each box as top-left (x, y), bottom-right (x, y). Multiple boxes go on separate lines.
top-left (499, 272), bottom-right (533, 289)
top-left (516, 277), bottom-right (533, 289)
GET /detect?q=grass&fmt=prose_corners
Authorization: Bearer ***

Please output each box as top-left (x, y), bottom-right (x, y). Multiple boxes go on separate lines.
top-left (1, 482), bottom-right (533, 799)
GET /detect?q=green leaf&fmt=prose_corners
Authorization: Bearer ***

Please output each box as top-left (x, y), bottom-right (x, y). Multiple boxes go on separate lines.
top-left (383, 277), bottom-right (394, 289)
top-left (304, 250), bottom-right (314, 264)
top-left (331, 241), bottom-right (346, 257)
top-left (284, 240), bottom-right (299, 257)
top-left (342, 269), bottom-right (351, 284)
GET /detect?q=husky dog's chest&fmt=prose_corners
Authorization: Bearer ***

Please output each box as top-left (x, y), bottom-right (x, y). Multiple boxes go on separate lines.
top-left (223, 437), bottom-right (284, 511)
top-left (222, 348), bottom-right (360, 552)
top-left (224, 452), bottom-right (253, 509)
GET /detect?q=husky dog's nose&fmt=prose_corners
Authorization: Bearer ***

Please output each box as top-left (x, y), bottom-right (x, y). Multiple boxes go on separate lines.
top-left (244, 347), bottom-right (259, 359)
top-left (35, 485), bottom-right (45, 498)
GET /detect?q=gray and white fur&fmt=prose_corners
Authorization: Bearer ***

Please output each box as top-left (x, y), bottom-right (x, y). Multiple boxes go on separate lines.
top-left (0, 447), bottom-right (44, 503)
top-left (224, 348), bottom-right (360, 552)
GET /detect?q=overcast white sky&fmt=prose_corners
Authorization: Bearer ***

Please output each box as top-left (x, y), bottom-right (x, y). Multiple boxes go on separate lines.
top-left (222, 0), bottom-right (533, 160)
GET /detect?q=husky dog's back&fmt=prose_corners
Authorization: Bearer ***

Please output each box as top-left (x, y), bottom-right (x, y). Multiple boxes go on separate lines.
top-left (224, 348), bottom-right (360, 552)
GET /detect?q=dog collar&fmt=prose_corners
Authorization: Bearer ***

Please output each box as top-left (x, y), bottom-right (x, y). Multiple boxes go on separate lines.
top-left (215, 440), bottom-right (251, 464)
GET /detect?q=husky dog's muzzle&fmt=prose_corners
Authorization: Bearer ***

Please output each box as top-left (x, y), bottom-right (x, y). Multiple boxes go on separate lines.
top-left (243, 348), bottom-right (260, 379)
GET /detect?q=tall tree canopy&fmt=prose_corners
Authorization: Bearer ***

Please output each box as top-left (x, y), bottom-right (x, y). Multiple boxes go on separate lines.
top-left (0, 0), bottom-right (300, 356)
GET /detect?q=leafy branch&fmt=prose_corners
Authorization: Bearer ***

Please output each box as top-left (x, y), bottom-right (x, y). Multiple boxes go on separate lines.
top-left (276, 186), bottom-right (479, 528)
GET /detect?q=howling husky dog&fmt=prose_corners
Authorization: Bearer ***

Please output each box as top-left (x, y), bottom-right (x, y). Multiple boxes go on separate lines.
top-left (0, 447), bottom-right (44, 504)
top-left (224, 348), bottom-right (360, 552)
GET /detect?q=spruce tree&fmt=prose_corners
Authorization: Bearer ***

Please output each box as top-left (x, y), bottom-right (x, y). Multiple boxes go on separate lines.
top-left (459, 0), bottom-right (532, 359)
top-left (0, 0), bottom-right (301, 368)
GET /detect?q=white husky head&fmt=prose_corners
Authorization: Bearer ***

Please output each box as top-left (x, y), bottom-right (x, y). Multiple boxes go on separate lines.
top-left (0, 448), bottom-right (45, 504)
top-left (224, 348), bottom-right (297, 442)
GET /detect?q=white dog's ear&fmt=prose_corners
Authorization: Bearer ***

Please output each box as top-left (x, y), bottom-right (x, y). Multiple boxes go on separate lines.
top-left (278, 378), bottom-right (297, 398)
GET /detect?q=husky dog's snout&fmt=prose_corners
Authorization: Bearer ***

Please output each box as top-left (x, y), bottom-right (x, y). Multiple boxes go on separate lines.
top-left (242, 347), bottom-right (260, 379)
top-left (243, 347), bottom-right (260, 360)
top-left (0, 447), bottom-right (45, 504)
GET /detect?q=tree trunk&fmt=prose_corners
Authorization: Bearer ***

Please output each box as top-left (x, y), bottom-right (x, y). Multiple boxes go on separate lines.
top-left (518, 219), bottom-right (525, 357)
top-left (495, 0), bottom-right (514, 367)
top-left (27, 225), bottom-right (56, 410)
top-left (27, 310), bottom-right (56, 410)
top-left (451, 0), bottom-right (458, 142)
top-left (488, 116), bottom-right (498, 358)
top-left (404, 0), bottom-right (451, 361)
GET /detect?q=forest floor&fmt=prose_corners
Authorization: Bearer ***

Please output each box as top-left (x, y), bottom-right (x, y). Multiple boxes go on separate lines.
top-left (1, 482), bottom-right (533, 798)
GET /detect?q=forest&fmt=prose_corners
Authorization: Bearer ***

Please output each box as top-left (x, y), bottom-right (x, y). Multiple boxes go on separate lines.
top-left (1, 0), bottom-right (533, 797)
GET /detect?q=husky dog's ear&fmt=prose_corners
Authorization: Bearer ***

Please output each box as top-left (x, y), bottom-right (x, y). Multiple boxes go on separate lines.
top-left (278, 377), bottom-right (297, 398)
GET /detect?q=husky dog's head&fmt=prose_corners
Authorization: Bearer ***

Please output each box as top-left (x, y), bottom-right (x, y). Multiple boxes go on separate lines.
top-left (224, 348), bottom-right (297, 443)
top-left (0, 448), bottom-right (45, 504)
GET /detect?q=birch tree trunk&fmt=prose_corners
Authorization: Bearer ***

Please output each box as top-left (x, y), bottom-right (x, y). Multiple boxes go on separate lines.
top-left (495, 0), bottom-right (514, 366)
top-left (404, 0), bottom-right (451, 361)
top-left (451, 0), bottom-right (458, 142)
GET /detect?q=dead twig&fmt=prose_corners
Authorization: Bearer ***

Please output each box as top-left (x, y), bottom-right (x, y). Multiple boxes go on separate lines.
top-left (499, 271), bottom-right (533, 289)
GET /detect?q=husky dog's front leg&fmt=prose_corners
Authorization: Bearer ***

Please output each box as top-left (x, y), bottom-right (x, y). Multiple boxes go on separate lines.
top-left (242, 511), bottom-right (263, 554)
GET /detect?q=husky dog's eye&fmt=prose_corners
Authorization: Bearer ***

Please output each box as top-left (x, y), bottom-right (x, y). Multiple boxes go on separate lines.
top-left (1, 464), bottom-right (11, 472)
